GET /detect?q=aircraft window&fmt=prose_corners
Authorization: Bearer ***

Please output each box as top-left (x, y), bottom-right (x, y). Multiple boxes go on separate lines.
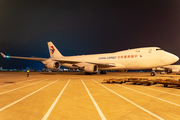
top-left (135, 50), bottom-right (140, 52)
top-left (156, 49), bottom-right (162, 51)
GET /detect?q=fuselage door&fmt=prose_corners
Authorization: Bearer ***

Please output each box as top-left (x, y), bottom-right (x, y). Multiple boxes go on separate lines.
top-left (149, 49), bottom-right (152, 53)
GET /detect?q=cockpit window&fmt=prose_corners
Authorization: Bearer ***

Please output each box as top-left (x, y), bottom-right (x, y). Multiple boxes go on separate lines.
top-left (156, 49), bottom-right (162, 51)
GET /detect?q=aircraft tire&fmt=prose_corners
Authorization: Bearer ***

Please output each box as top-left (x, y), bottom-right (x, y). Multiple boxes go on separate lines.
top-left (119, 81), bottom-right (123, 84)
top-left (85, 72), bottom-right (92, 75)
top-left (150, 72), bottom-right (156, 76)
top-left (146, 83), bottom-right (151, 86)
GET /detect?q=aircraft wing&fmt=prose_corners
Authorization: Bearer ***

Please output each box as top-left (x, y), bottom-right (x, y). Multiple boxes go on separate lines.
top-left (1, 52), bottom-right (116, 67)
top-left (1, 53), bottom-right (47, 61)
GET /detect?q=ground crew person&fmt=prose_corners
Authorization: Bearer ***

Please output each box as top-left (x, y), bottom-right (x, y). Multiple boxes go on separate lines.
top-left (27, 69), bottom-right (30, 77)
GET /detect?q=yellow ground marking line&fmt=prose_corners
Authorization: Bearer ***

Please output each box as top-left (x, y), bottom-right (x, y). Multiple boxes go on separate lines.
top-left (92, 79), bottom-right (164, 120)
top-left (116, 84), bottom-right (180, 107)
top-left (0, 79), bottom-right (59, 112)
top-left (82, 80), bottom-right (106, 120)
top-left (0, 79), bottom-right (48, 95)
top-left (42, 79), bottom-right (70, 120)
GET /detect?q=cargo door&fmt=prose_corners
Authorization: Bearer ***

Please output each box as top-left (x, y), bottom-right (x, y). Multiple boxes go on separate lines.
top-left (149, 49), bottom-right (152, 56)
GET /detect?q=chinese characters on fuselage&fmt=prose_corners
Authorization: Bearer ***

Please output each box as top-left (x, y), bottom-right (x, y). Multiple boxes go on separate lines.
top-left (98, 55), bottom-right (142, 60)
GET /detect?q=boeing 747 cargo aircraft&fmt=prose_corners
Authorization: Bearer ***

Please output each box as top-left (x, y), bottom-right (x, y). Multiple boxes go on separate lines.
top-left (1, 42), bottom-right (179, 76)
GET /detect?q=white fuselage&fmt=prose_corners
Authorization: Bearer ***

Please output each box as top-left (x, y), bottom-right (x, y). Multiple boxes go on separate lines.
top-left (55, 47), bottom-right (179, 70)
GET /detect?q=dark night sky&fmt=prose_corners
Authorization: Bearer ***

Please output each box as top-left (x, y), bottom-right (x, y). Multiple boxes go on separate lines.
top-left (0, 0), bottom-right (180, 70)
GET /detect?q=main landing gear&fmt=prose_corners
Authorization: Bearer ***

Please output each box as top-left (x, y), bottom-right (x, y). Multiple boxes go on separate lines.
top-left (150, 68), bottom-right (156, 76)
top-left (84, 72), bottom-right (97, 75)
top-left (85, 72), bottom-right (92, 75)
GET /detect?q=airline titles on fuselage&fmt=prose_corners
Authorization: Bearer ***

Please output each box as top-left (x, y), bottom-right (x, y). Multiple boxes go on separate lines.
top-left (98, 55), bottom-right (142, 60)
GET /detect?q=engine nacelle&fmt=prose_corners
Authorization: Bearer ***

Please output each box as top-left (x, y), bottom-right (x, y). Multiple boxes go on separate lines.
top-left (156, 67), bottom-right (165, 71)
top-left (84, 65), bottom-right (98, 73)
top-left (172, 69), bottom-right (180, 73)
top-left (44, 61), bottom-right (61, 70)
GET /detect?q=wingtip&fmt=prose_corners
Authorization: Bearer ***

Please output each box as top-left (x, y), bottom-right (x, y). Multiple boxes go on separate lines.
top-left (1, 52), bottom-right (7, 58)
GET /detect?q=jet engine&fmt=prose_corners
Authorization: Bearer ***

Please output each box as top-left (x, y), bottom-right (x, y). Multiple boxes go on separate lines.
top-left (172, 69), bottom-right (180, 73)
top-left (162, 68), bottom-right (180, 74)
top-left (44, 61), bottom-right (61, 70)
top-left (84, 64), bottom-right (98, 73)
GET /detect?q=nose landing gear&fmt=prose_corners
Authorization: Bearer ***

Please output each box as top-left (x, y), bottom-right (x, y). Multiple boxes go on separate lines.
top-left (150, 68), bottom-right (156, 76)
top-left (150, 72), bottom-right (156, 76)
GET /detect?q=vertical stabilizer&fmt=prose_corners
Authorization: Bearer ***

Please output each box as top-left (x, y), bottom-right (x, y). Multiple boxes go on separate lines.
top-left (48, 42), bottom-right (63, 58)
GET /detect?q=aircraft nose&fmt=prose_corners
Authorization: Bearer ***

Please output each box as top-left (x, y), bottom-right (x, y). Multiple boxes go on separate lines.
top-left (162, 51), bottom-right (179, 65)
top-left (167, 53), bottom-right (179, 63)
top-left (173, 54), bottom-right (179, 62)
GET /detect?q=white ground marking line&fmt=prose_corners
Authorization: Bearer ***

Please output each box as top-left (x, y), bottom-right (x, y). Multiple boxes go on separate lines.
top-left (0, 78), bottom-right (37, 88)
top-left (134, 85), bottom-right (180, 97)
top-left (81, 80), bottom-right (106, 120)
top-left (0, 79), bottom-right (59, 112)
top-left (0, 79), bottom-right (48, 95)
top-left (92, 79), bottom-right (164, 120)
top-left (116, 84), bottom-right (180, 107)
top-left (42, 79), bottom-right (70, 120)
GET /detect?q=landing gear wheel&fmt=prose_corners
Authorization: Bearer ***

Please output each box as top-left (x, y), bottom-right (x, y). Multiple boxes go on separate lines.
top-left (150, 72), bottom-right (156, 76)
top-left (119, 81), bottom-right (123, 84)
top-left (146, 83), bottom-right (151, 86)
top-left (164, 84), bottom-right (168, 87)
top-left (85, 72), bottom-right (91, 75)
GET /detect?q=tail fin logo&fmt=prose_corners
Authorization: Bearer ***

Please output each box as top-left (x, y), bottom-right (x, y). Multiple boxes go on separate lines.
top-left (50, 46), bottom-right (55, 54)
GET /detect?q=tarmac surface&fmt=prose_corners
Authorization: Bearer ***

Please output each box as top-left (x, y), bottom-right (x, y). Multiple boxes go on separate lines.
top-left (0, 72), bottom-right (180, 120)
